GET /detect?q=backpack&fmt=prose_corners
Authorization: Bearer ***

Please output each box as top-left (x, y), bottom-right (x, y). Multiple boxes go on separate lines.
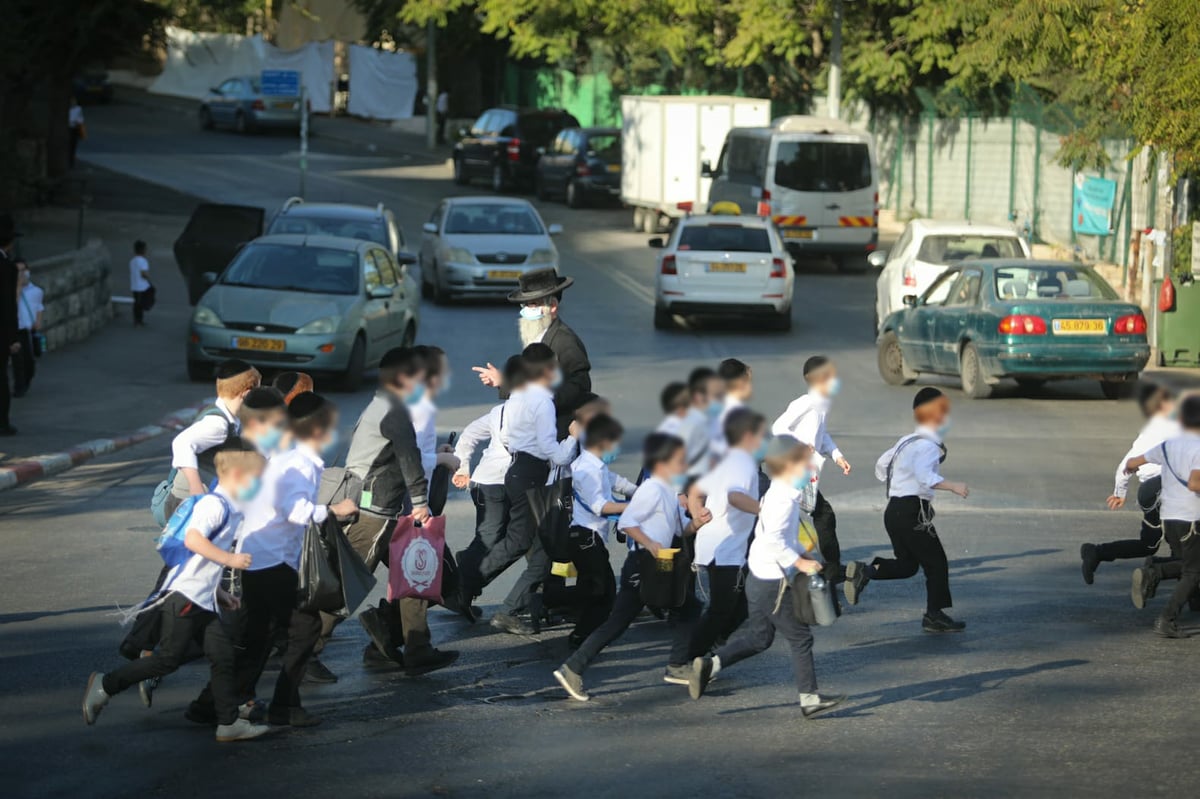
top-left (150, 406), bottom-right (236, 527)
top-left (155, 494), bottom-right (231, 570)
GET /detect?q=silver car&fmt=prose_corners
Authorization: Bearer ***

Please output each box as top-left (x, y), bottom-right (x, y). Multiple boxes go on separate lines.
top-left (199, 75), bottom-right (302, 134)
top-left (419, 196), bottom-right (562, 303)
top-left (188, 234), bottom-right (418, 390)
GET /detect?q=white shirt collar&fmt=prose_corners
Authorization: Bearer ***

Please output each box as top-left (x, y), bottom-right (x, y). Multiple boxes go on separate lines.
top-left (915, 425), bottom-right (943, 444)
top-left (294, 442), bottom-right (326, 469)
top-left (526, 382), bottom-right (553, 399)
top-left (806, 391), bottom-right (830, 411)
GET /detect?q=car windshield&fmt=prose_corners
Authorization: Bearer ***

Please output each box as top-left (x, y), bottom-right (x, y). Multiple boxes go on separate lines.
top-left (917, 235), bottom-right (1025, 264)
top-left (994, 266), bottom-right (1117, 301)
top-left (772, 140), bottom-right (871, 192)
top-left (444, 204), bottom-right (544, 235)
top-left (678, 224), bottom-right (772, 253)
top-left (220, 244), bottom-right (359, 295)
top-left (268, 215), bottom-right (389, 248)
top-left (586, 134), bottom-right (621, 162)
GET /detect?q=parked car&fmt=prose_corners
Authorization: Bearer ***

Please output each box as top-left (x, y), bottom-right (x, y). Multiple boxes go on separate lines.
top-left (73, 69), bottom-right (113, 104)
top-left (534, 127), bottom-right (622, 207)
top-left (453, 107), bottom-right (580, 192)
top-left (267, 198), bottom-right (407, 258)
top-left (188, 235), bottom-right (419, 389)
top-left (876, 259), bottom-right (1149, 399)
top-left (199, 75), bottom-right (302, 133)
top-left (419, 196), bottom-right (562, 303)
top-left (651, 213), bottom-right (795, 331)
top-left (872, 219), bottom-right (1030, 330)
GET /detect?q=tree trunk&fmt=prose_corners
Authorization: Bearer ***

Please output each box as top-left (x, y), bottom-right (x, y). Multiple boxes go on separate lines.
top-left (45, 74), bottom-right (72, 180)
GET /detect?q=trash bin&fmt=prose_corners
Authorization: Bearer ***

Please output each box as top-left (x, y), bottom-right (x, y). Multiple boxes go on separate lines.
top-left (1158, 277), bottom-right (1200, 367)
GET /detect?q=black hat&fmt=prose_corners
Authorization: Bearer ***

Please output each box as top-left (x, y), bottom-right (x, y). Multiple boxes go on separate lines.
top-left (288, 391), bottom-right (328, 421)
top-left (0, 212), bottom-right (22, 240)
top-left (507, 267), bottom-right (573, 304)
top-left (243, 387), bottom-right (286, 410)
top-left (913, 387), bottom-right (945, 409)
top-left (216, 359), bottom-right (255, 380)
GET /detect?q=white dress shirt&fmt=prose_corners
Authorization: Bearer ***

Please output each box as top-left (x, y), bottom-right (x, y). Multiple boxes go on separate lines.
top-left (454, 404), bottom-right (510, 487)
top-left (683, 407), bottom-right (711, 476)
top-left (129, 255), bottom-right (151, 293)
top-left (746, 479), bottom-right (816, 580)
top-left (238, 444), bottom-right (328, 571)
top-left (502, 383), bottom-right (577, 466)
top-left (572, 449), bottom-right (638, 540)
top-left (1143, 432), bottom-right (1200, 522)
top-left (163, 488), bottom-right (242, 612)
top-left (171, 399), bottom-right (239, 471)
top-left (1113, 415), bottom-right (1179, 498)
top-left (618, 475), bottom-right (686, 550)
top-left (710, 397), bottom-right (744, 461)
top-left (771, 392), bottom-right (843, 476)
top-left (875, 427), bottom-right (945, 500)
top-left (694, 448), bottom-right (760, 566)
top-left (657, 414), bottom-right (684, 436)
top-left (410, 393), bottom-right (438, 483)
top-left (17, 283), bottom-right (43, 330)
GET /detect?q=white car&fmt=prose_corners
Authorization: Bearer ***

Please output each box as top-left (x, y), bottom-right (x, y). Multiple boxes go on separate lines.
top-left (651, 214), bottom-right (795, 331)
top-left (419, 196), bottom-right (562, 303)
top-left (871, 219), bottom-right (1030, 330)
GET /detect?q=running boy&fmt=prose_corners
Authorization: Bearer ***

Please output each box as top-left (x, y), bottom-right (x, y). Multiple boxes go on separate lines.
top-left (843, 387), bottom-right (970, 633)
top-left (711, 359), bottom-right (752, 462)
top-left (83, 442), bottom-right (268, 742)
top-left (687, 435), bottom-right (844, 718)
top-left (238, 387), bottom-right (288, 456)
top-left (686, 367), bottom-right (722, 477)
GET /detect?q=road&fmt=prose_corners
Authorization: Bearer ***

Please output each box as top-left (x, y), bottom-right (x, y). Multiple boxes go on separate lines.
top-left (1, 94), bottom-right (1196, 798)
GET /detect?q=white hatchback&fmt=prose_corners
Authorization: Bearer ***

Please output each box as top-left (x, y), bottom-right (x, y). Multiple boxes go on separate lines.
top-left (651, 214), bottom-right (794, 331)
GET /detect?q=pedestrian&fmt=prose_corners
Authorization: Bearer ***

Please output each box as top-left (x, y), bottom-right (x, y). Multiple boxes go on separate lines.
top-left (272, 371), bottom-right (314, 405)
top-left (1122, 394), bottom-right (1200, 639)
top-left (843, 387), bottom-right (971, 633)
top-left (411, 345), bottom-right (461, 485)
top-left (687, 434), bottom-right (845, 719)
top-left (82, 442), bottom-right (270, 742)
top-left (710, 358), bottom-right (752, 462)
top-left (685, 366), bottom-right (723, 477)
top-left (0, 212), bottom-right (21, 436)
top-left (1080, 382), bottom-right (1179, 603)
top-left (129, 240), bottom-right (151, 327)
top-left (771, 355), bottom-right (852, 581)
top-left (237, 388), bottom-right (288, 457)
top-left (13, 260), bottom-right (42, 397)
top-left (435, 89), bottom-right (449, 144)
top-left (552, 432), bottom-right (710, 702)
top-left (68, 98), bottom-right (86, 168)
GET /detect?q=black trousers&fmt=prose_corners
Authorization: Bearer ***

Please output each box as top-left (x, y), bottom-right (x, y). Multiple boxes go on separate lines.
top-left (460, 453), bottom-right (550, 600)
top-left (1097, 477), bottom-right (1166, 561)
top-left (559, 527), bottom-right (617, 643)
top-left (11, 329), bottom-right (34, 395)
top-left (1160, 520), bottom-right (1200, 622)
top-left (871, 496), bottom-right (952, 614)
top-left (686, 563), bottom-right (748, 659)
top-left (237, 564), bottom-right (321, 709)
top-left (68, 126), bottom-right (81, 167)
top-left (715, 574), bottom-right (818, 694)
top-left (565, 551), bottom-right (701, 674)
top-left (104, 592), bottom-right (239, 724)
top-left (0, 344), bottom-right (10, 427)
top-left (133, 290), bottom-right (149, 325)
top-left (811, 490), bottom-right (844, 581)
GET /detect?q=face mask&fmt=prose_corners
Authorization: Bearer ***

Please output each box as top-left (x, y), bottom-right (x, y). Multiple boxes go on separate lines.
top-left (826, 377), bottom-right (842, 397)
top-left (601, 445), bottom-right (620, 465)
top-left (549, 368), bottom-right (564, 390)
top-left (519, 305), bottom-right (544, 321)
top-left (791, 468), bottom-right (813, 491)
top-left (707, 399), bottom-right (723, 418)
top-left (235, 476), bottom-right (262, 503)
top-left (321, 430), bottom-right (340, 459)
top-left (669, 473), bottom-right (688, 492)
top-left (256, 427), bottom-right (284, 455)
top-left (406, 382), bottom-right (426, 406)
top-left (937, 417), bottom-right (952, 438)
top-left (752, 441), bottom-right (768, 462)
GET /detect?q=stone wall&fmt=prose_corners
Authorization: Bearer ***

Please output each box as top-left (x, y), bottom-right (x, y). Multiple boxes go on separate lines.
top-left (32, 240), bottom-right (112, 351)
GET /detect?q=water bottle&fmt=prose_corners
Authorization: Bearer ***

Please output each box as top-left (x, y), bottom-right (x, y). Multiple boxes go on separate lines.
top-left (808, 573), bottom-right (838, 627)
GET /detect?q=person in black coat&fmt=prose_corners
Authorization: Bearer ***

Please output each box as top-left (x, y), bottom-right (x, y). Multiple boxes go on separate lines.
top-left (0, 213), bottom-right (22, 435)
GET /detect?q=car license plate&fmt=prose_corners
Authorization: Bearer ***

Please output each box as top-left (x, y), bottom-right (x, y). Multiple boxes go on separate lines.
top-left (1052, 319), bottom-right (1106, 335)
top-left (709, 262), bottom-right (747, 273)
top-left (783, 229), bottom-right (815, 240)
top-left (231, 336), bottom-right (285, 352)
top-left (606, 164), bottom-right (621, 173)
top-left (487, 270), bottom-right (522, 280)
top-left (272, 101), bottom-right (296, 109)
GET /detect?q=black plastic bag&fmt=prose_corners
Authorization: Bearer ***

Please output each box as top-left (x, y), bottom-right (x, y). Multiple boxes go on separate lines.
top-left (527, 474), bottom-right (574, 562)
top-left (296, 519), bottom-right (343, 613)
top-left (330, 518), bottom-right (375, 616)
top-left (637, 542), bottom-right (693, 609)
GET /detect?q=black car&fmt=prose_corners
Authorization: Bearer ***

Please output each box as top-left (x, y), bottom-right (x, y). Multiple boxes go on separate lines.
top-left (534, 127), bottom-right (622, 208)
top-left (453, 107), bottom-right (580, 192)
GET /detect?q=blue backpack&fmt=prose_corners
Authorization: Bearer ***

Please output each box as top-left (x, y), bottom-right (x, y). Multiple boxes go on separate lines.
top-left (155, 494), bottom-right (232, 569)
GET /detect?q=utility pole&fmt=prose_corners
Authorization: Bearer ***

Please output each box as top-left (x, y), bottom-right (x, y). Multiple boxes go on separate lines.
top-left (425, 20), bottom-right (437, 149)
top-left (829, 0), bottom-right (843, 120)
top-left (299, 84), bottom-right (308, 198)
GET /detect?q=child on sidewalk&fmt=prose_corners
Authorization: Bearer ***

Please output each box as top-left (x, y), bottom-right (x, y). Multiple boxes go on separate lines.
top-left (83, 442), bottom-right (269, 742)
top-left (843, 387), bottom-right (970, 633)
top-left (710, 359), bottom-right (752, 462)
top-left (687, 434), bottom-right (844, 718)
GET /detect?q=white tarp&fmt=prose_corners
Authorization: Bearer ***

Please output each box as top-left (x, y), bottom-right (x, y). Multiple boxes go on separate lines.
top-left (262, 40), bottom-right (335, 114)
top-left (347, 45), bottom-right (418, 121)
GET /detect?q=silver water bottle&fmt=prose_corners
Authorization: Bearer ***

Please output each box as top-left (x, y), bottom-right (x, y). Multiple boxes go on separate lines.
top-left (808, 573), bottom-right (838, 626)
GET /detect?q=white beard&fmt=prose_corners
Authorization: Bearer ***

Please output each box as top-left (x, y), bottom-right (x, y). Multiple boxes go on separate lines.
top-left (518, 313), bottom-right (553, 348)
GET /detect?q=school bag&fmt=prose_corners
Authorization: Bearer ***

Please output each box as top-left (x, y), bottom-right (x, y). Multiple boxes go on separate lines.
top-left (150, 406), bottom-right (237, 527)
top-left (155, 494), bottom-right (231, 569)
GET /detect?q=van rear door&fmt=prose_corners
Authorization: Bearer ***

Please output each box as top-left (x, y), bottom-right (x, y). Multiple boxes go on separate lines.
top-left (769, 135), bottom-right (875, 247)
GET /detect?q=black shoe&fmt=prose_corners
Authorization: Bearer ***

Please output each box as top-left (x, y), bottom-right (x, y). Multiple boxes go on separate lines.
top-left (663, 664), bottom-right (691, 685)
top-left (267, 705), bottom-right (321, 727)
top-left (922, 611), bottom-right (966, 633)
top-left (362, 642), bottom-right (403, 669)
top-left (1131, 566), bottom-right (1154, 610)
top-left (528, 594), bottom-right (545, 635)
top-left (801, 693), bottom-right (846, 719)
top-left (688, 657), bottom-right (714, 700)
top-left (843, 561), bottom-right (870, 606)
top-left (359, 607), bottom-right (399, 660)
top-left (185, 700), bottom-right (218, 725)
top-left (1080, 543), bottom-right (1100, 585)
top-left (304, 657), bottom-right (338, 684)
top-left (440, 592), bottom-right (480, 623)
top-left (403, 648), bottom-right (459, 677)
top-left (490, 611), bottom-right (536, 636)
top-left (1153, 616), bottom-right (1188, 639)
top-left (0, 425), bottom-right (17, 436)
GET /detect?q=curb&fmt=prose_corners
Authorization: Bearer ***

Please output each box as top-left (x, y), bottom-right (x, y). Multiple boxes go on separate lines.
top-left (0, 399), bottom-right (215, 492)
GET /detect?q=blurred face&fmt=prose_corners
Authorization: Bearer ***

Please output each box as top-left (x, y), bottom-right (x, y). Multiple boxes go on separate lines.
top-left (16, 262), bottom-right (29, 287)
top-left (706, 377), bottom-right (725, 406)
top-left (810, 366), bottom-right (841, 397)
top-left (577, 398), bottom-right (611, 426)
top-left (916, 396), bottom-right (952, 429)
top-left (245, 409), bottom-right (287, 454)
top-left (728, 372), bottom-right (753, 401)
top-left (739, 424), bottom-right (766, 455)
top-left (228, 462), bottom-right (266, 503)
top-left (781, 448), bottom-right (815, 487)
top-left (654, 446), bottom-right (687, 480)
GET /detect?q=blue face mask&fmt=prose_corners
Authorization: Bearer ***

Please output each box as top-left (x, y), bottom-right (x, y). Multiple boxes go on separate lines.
top-left (235, 476), bottom-right (262, 503)
top-left (321, 430), bottom-right (340, 459)
top-left (937, 417), bottom-right (952, 438)
top-left (549, 368), bottom-right (564, 390)
top-left (707, 399), bottom-right (723, 418)
top-left (256, 426), bottom-right (284, 455)
top-left (752, 441), bottom-right (768, 462)
top-left (519, 305), bottom-right (545, 321)
top-left (601, 445), bottom-right (620, 465)
top-left (826, 377), bottom-right (842, 397)
top-left (406, 382), bottom-right (426, 406)
top-left (791, 470), bottom-right (813, 491)
top-left (669, 473), bottom-right (688, 492)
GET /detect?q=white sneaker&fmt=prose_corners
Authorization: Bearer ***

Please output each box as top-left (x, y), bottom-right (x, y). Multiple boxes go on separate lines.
top-left (82, 672), bottom-right (109, 725)
top-left (215, 717), bottom-right (270, 743)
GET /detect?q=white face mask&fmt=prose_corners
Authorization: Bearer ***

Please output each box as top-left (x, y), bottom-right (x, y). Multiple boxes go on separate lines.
top-left (519, 305), bottom-right (545, 321)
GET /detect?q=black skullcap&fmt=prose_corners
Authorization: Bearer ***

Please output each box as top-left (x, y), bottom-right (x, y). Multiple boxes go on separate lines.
top-left (243, 387), bottom-right (285, 410)
top-left (287, 391), bottom-right (327, 421)
top-left (913, 387), bottom-right (945, 409)
top-left (216, 359), bottom-right (254, 380)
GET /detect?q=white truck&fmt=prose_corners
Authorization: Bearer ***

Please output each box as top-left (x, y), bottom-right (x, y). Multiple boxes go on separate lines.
top-left (620, 95), bottom-right (771, 234)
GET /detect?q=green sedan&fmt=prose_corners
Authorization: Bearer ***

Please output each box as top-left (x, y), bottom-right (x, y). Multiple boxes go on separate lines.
top-left (876, 259), bottom-right (1150, 399)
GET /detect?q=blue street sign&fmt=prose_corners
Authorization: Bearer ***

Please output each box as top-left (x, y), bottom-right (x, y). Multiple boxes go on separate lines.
top-left (260, 69), bottom-right (301, 97)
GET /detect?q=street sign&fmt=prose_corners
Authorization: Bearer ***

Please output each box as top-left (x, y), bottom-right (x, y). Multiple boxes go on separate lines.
top-left (260, 69), bottom-right (300, 97)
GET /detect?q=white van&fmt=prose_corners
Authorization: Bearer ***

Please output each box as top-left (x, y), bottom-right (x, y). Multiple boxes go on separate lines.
top-left (705, 116), bottom-right (879, 272)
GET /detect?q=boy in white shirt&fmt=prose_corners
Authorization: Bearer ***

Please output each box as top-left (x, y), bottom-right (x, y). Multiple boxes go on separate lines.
top-left (237, 388), bottom-right (288, 456)
top-left (13, 260), bottom-right (42, 396)
top-left (688, 435), bottom-right (844, 718)
top-left (710, 359), bottom-right (752, 462)
top-left (656, 381), bottom-right (690, 437)
top-left (844, 387), bottom-right (970, 633)
top-left (83, 444), bottom-right (269, 742)
top-left (129, 240), bottom-right (151, 327)
top-left (686, 367), bottom-right (722, 476)
top-left (412, 345), bottom-right (462, 484)
top-left (772, 355), bottom-right (851, 582)
top-left (1124, 394), bottom-right (1200, 638)
top-left (553, 433), bottom-right (711, 702)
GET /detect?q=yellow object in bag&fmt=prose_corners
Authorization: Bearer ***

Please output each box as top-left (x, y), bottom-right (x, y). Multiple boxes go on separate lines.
top-left (551, 561), bottom-right (578, 578)
top-left (797, 521), bottom-right (818, 553)
top-left (653, 548), bottom-right (680, 572)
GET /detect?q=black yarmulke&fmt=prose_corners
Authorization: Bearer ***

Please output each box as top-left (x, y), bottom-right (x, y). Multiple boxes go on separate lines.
top-left (243, 387), bottom-right (285, 410)
top-left (913, 387), bottom-right (944, 409)
top-left (216, 359), bottom-right (254, 380)
top-left (288, 391), bottom-right (327, 421)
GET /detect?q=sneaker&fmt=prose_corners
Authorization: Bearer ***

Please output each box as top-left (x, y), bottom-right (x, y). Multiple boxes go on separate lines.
top-left (404, 648), bottom-right (459, 678)
top-left (688, 657), bottom-right (714, 700)
top-left (267, 705), bottom-right (322, 727)
top-left (239, 700), bottom-right (266, 723)
top-left (304, 657), bottom-right (338, 684)
top-left (1131, 566), bottom-right (1153, 610)
top-left (1080, 543), bottom-right (1100, 585)
top-left (82, 673), bottom-right (109, 725)
top-left (1153, 616), bottom-right (1188, 639)
top-left (490, 611), bottom-right (535, 637)
top-left (663, 664), bottom-right (691, 685)
top-left (800, 693), bottom-right (846, 719)
top-left (215, 718), bottom-right (271, 743)
top-left (843, 561), bottom-right (870, 606)
top-left (185, 700), bottom-right (218, 725)
top-left (138, 676), bottom-right (160, 708)
top-left (359, 607), bottom-right (399, 661)
top-left (553, 665), bottom-right (589, 702)
top-left (362, 642), bottom-right (403, 669)
top-left (922, 611), bottom-right (966, 633)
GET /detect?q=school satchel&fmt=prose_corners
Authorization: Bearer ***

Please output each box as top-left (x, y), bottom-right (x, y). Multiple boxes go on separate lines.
top-left (527, 471), bottom-right (574, 562)
top-left (149, 406), bottom-right (236, 527)
top-left (637, 540), bottom-right (694, 609)
top-left (296, 519), bottom-right (343, 613)
top-left (388, 515), bottom-right (446, 603)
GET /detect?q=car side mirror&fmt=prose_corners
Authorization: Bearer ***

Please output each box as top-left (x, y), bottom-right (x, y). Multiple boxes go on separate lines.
top-left (202, 272), bottom-right (218, 285)
top-left (902, 294), bottom-right (919, 308)
top-left (867, 250), bottom-right (888, 269)
top-left (648, 237), bottom-right (665, 248)
top-left (369, 285), bottom-right (393, 299)
top-left (547, 224), bottom-right (563, 235)
top-left (395, 251), bottom-right (418, 266)
top-left (421, 222), bottom-right (438, 235)
top-left (700, 160), bottom-right (714, 178)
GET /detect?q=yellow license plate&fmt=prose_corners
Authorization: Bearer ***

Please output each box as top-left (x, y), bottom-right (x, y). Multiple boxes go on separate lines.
top-left (272, 101), bottom-right (296, 109)
top-left (783, 229), bottom-right (814, 239)
top-left (231, 336), bottom-right (285, 352)
top-left (487, 270), bottom-right (522, 280)
top-left (709, 262), bottom-right (747, 273)
top-left (1052, 318), bottom-right (1106, 335)
top-left (606, 164), bottom-right (621, 173)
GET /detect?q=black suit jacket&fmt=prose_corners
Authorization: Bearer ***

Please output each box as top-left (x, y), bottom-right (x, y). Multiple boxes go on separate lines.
top-left (543, 317), bottom-right (592, 434)
top-left (0, 250), bottom-right (19, 349)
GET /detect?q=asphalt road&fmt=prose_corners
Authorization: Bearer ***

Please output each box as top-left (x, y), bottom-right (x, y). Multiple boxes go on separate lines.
top-left (2, 95), bottom-right (1197, 798)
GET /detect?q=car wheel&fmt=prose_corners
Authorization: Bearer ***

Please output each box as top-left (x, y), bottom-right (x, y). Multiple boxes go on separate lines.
top-left (653, 306), bottom-right (675, 330)
top-left (401, 322), bottom-right (416, 349)
top-left (187, 360), bottom-right (211, 382)
top-left (633, 207), bottom-right (645, 231)
top-left (766, 309), bottom-right (792, 332)
top-left (199, 106), bottom-right (214, 130)
top-left (432, 262), bottom-right (451, 305)
top-left (642, 209), bottom-right (659, 235)
top-left (1100, 380), bottom-right (1135, 400)
top-left (566, 180), bottom-right (584, 209)
top-left (877, 331), bottom-right (914, 386)
top-left (337, 335), bottom-right (367, 392)
top-left (452, 157), bottom-right (468, 186)
top-left (234, 111), bottom-right (248, 134)
top-left (1015, 378), bottom-right (1046, 394)
top-left (491, 164), bottom-right (507, 193)
top-left (960, 343), bottom-right (993, 399)
top-left (836, 255), bottom-right (869, 274)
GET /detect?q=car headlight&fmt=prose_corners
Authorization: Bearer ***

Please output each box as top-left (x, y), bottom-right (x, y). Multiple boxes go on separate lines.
top-left (192, 306), bottom-right (224, 328)
top-left (296, 316), bottom-right (339, 335)
top-left (528, 248), bottom-right (556, 265)
top-left (445, 247), bottom-right (475, 264)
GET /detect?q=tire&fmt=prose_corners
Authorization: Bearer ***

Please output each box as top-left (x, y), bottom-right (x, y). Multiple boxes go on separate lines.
top-left (566, 180), bottom-right (584, 209)
top-left (419, 257), bottom-right (433, 299)
top-left (199, 107), bottom-right (214, 130)
top-left (877, 331), bottom-right (914, 386)
top-left (642, 209), bottom-right (659, 235)
top-left (633, 207), bottom-right (646, 231)
top-left (653, 306), bottom-right (675, 330)
top-left (431, 262), bottom-right (451, 305)
top-left (452, 157), bottom-right (468, 186)
top-left (401, 323), bottom-right (416, 349)
top-left (1015, 378), bottom-right (1046, 393)
top-left (960, 343), bottom-right (993, 399)
top-left (1100, 380), bottom-right (1135, 400)
top-left (767, 309), bottom-right (792, 332)
top-left (187, 360), bottom-right (211, 382)
top-left (338, 335), bottom-right (366, 392)
top-left (836, 255), bottom-right (869, 274)
top-left (491, 164), bottom-right (507, 193)
top-left (234, 111), bottom-right (247, 134)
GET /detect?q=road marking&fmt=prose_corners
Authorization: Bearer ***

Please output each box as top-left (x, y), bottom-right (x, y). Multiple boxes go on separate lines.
top-left (571, 251), bottom-right (656, 307)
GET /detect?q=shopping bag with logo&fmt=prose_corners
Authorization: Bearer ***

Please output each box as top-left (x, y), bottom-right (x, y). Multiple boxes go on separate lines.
top-left (387, 514), bottom-right (446, 603)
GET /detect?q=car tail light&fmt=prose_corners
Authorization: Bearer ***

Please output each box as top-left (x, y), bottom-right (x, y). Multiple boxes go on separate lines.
top-left (999, 315), bottom-right (1048, 335)
top-left (902, 267), bottom-right (917, 287)
top-left (576, 163), bottom-right (591, 176)
top-left (769, 257), bottom-right (787, 278)
top-left (756, 188), bottom-right (772, 217)
top-left (507, 138), bottom-right (521, 161)
top-left (1114, 313), bottom-right (1147, 335)
top-left (661, 255), bottom-right (677, 275)
top-left (251, 99), bottom-right (265, 111)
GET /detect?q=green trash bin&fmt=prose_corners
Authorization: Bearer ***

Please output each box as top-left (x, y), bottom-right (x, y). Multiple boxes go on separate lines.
top-left (1157, 278), bottom-right (1200, 367)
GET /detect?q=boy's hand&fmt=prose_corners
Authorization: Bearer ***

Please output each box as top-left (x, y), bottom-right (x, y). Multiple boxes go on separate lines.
top-left (1106, 495), bottom-right (1125, 510)
top-left (950, 482), bottom-right (970, 499)
top-left (693, 507), bottom-right (713, 528)
top-left (217, 590), bottom-right (241, 611)
top-left (473, 363), bottom-right (501, 387)
top-left (330, 498), bottom-right (358, 519)
top-left (568, 419), bottom-right (582, 439)
top-left (643, 540), bottom-right (662, 558)
top-left (438, 443), bottom-right (456, 454)
top-left (795, 557), bottom-right (823, 575)
top-left (452, 472), bottom-right (470, 489)
top-left (412, 504), bottom-right (432, 524)
top-left (834, 455), bottom-right (852, 475)
top-left (228, 552), bottom-right (252, 570)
